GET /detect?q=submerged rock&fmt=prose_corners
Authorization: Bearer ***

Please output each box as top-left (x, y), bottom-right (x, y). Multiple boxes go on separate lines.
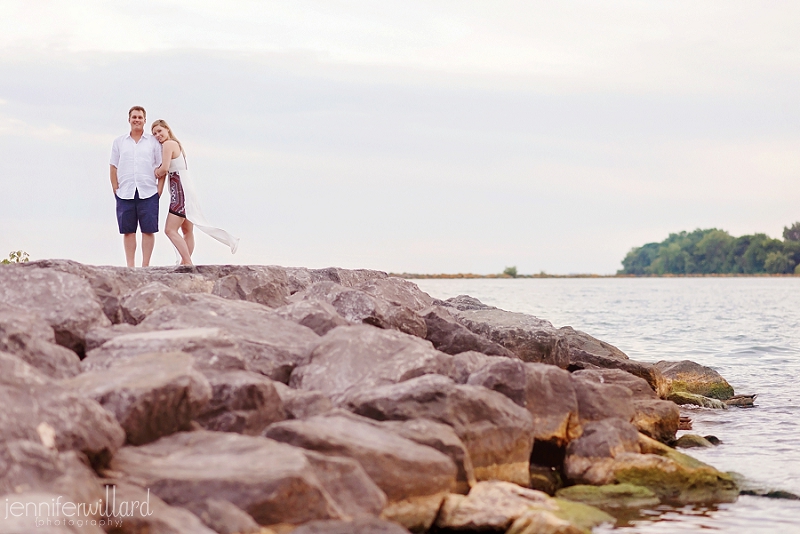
top-left (673, 434), bottom-right (715, 449)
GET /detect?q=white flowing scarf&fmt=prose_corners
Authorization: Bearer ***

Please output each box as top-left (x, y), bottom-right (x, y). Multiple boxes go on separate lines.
top-left (168, 155), bottom-right (239, 262)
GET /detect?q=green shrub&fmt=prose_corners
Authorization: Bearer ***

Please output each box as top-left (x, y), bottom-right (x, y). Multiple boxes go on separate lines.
top-left (1, 251), bottom-right (30, 265)
top-left (503, 266), bottom-right (518, 278)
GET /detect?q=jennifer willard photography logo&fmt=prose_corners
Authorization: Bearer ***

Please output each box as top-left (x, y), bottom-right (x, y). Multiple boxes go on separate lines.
top-left (3, 485), bottom-right (152, 529)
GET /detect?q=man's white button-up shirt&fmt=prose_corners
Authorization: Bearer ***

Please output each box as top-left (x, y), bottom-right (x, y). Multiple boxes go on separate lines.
top-left (110, 132), bottom-right (162, 199)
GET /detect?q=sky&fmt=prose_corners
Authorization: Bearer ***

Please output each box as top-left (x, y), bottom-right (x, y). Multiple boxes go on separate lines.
top-left (1, 1), bottom-right (799, 274)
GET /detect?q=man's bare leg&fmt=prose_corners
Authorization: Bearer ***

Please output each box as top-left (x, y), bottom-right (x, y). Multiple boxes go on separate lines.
top-left (142, 233), bottom-right (155, 267)
top-left (123, 233), bottom-right (136, 267)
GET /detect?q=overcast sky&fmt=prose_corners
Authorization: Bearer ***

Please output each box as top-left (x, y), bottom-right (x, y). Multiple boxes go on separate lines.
top-left (1, 1), bottom-right (798, 274)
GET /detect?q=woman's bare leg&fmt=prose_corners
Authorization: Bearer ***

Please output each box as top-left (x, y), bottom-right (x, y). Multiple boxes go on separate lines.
top-left (165, 213), bottom-right (192, 265)
top-left (181, 219), bottom-right (195, 257)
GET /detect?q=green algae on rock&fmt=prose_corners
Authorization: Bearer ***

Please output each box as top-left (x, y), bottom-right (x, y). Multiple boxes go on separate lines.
top-left (667, 391), bottom-right (728, 409)
top-left (673, 434), bottom-right (715, 449)
top-left (656, 360), bottom-right (735, 400)
top-left (556, 483), bottom-right (660, 510)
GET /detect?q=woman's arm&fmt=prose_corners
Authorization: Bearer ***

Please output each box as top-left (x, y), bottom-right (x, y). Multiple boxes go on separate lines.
top-left (155, 140), bottom-right (179, 179)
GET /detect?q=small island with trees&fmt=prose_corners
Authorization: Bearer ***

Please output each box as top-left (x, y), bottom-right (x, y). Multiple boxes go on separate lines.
top-left (619, 222), bottom-right (800, 275)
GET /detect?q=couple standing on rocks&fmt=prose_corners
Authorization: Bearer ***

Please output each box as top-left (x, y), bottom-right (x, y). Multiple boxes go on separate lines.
top-left (109, 106), bottom-right (239, 267)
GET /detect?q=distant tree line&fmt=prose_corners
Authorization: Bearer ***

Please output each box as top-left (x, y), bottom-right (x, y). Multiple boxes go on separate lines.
top-left (619, 223), bottom-right (800, 275)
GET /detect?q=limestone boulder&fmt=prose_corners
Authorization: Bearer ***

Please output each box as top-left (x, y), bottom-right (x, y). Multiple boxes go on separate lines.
top-left (0, 354), bottom-right (125, 467)
top-left (301, 450), bottom-right (388, 520)
top-left (82, 327), bottom-right (249, 374)
top-left (100, 481), bottom-right (218, 534)
top-left (448, 350), bottom-right (497, 383)
top-left (181, 498), bottom-right (261, 534)
top-left (196, 370), bottom-right (287, 435)
top-left (567, 345), bottom-right (667, 398)
top-left (572, 368), bottom-right (678, 442)
top-left (354, 277), bottom-right (435, 312)
top-left (84, 323), bottom-right (138, 352)
top-left (0, 440), bottom-right (104, 511)
top-left (109, 431), bottom-right (346, 525)
top-left (564, 418), bottom-right (642, 485)
top-left (290, 281), bottom-right (426, 338)
top-left (0, 304), bottom-right (81, 379)
top-left (140, 301), bottom-right (320, 382)
top-left (631, 399), bottom-right (680, 443)
top-left (289, 325), bottom-right (453, 402)
top-left (343, 374), bottom-right (535, 486)
top-left (422, 305), bottom-right (516, 357)
top-left (118, 281), bottom-right (196, 324)
top-left (377, 418), bottom-right (476, 494)
top-left (556, 483), bottom-right (660, 511)
top-left (291, 518), bottom-right (410, 534)
top-left (0, 265), bottom-right (110, 355)
top-left (436, 481), bottom-right (613, 534)
top-left (264, 412), bottom-right (455, 531)
top-left (435, 481), bottom-right (556, 531)
top-left (573, 376), bottom-right (635, 425)
top-left (62, 352), bottom-right (212, 445)
top-left (199, 265), bottom-right (292, 308)
top-left (272, 382), bottom-right (334, 419)
top-left (274, 299), bottom-right (350, 336)
top-left (519, 363), bottom-right (581, 449)
top-left (446, 298), bottom-right (569, 368)
top-left (655, 360), bottom-right (735, 400)
top-left (613, 434), bottom-right (739, 504)
top-left (572, 368), bottom-right (658, 400)
top-left (466, 357), bottom-right (527, 406)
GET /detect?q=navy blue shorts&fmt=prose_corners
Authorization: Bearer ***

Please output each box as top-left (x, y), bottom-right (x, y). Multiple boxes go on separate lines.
top-left (116, 189), bottom-right (159, 234)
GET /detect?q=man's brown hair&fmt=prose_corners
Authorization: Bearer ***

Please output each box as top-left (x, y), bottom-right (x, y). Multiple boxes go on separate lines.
top-left (128, 106), bottom-right (146, 119)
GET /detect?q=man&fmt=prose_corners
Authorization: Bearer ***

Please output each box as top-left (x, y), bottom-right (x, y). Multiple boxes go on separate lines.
top-left (110, 106), bottom-right (163, 267)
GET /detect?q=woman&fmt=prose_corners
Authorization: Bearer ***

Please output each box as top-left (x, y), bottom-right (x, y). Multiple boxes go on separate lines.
top-left (152, 120), bottom-right (239, 265)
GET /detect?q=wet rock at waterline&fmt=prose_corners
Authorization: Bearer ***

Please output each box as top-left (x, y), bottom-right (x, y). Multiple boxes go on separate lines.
top-left (656, 359), bottom-right (735, 400)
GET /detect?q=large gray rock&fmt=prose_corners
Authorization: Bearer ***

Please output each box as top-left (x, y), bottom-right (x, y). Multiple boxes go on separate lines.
top-left (61, 352), bottom-right (213, 445)
top-left (445, 299), bottom-right (569, 368)
top-left (0, 265), bottom-right (111, 355)
top-left (354, 277), bottom-right (434, 312)
top-left (564, 418), bottom-right (642, 485)
top-left (655, 360), bottom-right (735, 400)
top-left (196, 370), bottom-right (287, 435)
top-left (520, 363), bottom-right (582, 451)
top-left (99, 481), bottom-right (218, 534)
top-left (0, 354), bottom-right (125, 467)
top-left (466, 357), bottom-right (527, 407)
top-left (0, 440), bottom-right (104, 510)
top-left (20, 259), bottom-right (215, 325)
top-left (0, 304), bottom-right (81, 379)
top-left (272, 382), bottom-right (334, 420)
top-left (564, 328), bottom-right (667, 397)
top-left (376, 418), bottom-right (476, 494)
top-left (109, 431), bottom-right (346, 525)
top-left (82, 327), bottom-right (249, 374)
top-left (343, 374), bottom-right (535, 486)
top-left (290, 281), bottom-right (426, 338)
top-left (264, 412), bottom-right (456, 531)
top-left (573, 375), bottom-right (636, 425)
top-left (274, 299), bottom-right (350, 336)
top-left (289, 325), bottom-right (453, 402)
top-left (435, 481), bottom-right (560, 532)
top-left (573, 368), bottom-right (677, 442)
top-left (84, 298), bottom-right (320, 383)
top-left (291, 518), bottom-right (410, 534)
top-left (181, 498), bottom-right (261, 534)
top-left (118, 281), bottom-right (197, 324)
top-left (421, 306), bottom-right (515, 357)
top-left (199, 265), bottom-right (292, 308)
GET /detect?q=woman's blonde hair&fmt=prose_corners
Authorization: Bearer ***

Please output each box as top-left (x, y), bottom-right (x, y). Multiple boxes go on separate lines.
top-left (151, 119), bottom-right (184, 155)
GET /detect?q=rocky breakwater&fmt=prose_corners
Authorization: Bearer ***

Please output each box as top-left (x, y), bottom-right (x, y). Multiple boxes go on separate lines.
top-left (0, 260), bottom-right (741, 534)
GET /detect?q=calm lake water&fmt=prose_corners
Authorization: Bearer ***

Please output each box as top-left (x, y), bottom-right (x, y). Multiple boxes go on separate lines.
top-left (414, 278), bottom-right (800, 533)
